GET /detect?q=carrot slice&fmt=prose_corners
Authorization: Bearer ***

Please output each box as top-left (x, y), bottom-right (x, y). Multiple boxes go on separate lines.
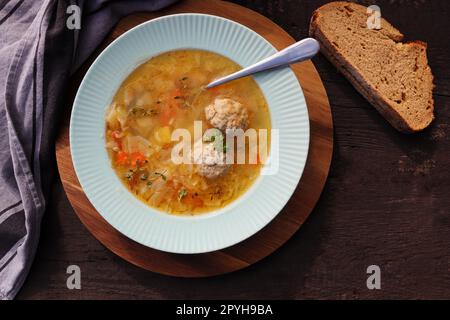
top-left (111, 130), bottom-right (121, 139)
top-left (130, 152), bottom-right (146, 167)
top-left (116, 151), bottom-right (129, 165)
top-left (184, 194), bottom-right (204, 208)
top-left (110, 130), bottom-right (123, 149)
top-left (170, 88), bottom-right (183, 99)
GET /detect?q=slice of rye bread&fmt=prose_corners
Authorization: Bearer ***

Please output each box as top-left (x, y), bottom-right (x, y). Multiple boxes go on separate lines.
top-left (309, 1), bottom-right (434, 133)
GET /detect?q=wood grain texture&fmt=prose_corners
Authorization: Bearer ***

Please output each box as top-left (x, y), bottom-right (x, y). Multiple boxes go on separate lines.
top-left (18, 0), bottom-right (450, 299)
top-left (52, 0), bottom-right (333, 277)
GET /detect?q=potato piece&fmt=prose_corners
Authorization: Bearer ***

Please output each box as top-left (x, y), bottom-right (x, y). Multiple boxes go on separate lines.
top-left (135, 116), bottom-right (157, 137)
top-left (136, 92), bottom-right (154, 106)
top-left (154, 126), bottom-right (172, 145)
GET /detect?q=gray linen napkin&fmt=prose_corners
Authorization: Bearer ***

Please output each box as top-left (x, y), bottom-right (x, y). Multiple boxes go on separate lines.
top-left (0, 0), bottom-right (177, 300)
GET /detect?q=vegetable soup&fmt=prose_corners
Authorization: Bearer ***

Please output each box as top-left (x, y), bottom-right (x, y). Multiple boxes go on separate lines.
top-left (105, 50), bottom-right (271, 215)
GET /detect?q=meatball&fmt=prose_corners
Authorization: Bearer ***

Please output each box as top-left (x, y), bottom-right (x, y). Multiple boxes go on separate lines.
top-left (205, 98), bottom-right (249, 131)
top-left (193, 140), bottom-right (229, 179)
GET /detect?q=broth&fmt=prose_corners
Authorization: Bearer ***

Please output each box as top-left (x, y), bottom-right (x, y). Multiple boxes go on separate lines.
top-left (105, 50), bottom-right (271, 215)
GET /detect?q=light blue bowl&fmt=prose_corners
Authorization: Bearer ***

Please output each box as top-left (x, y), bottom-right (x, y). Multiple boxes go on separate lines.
top-left (70, 14), bottom-right (309, 254)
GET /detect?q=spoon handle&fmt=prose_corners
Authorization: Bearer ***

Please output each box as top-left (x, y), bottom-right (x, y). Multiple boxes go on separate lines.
top-left (206, 38), bottom-right (320, 89)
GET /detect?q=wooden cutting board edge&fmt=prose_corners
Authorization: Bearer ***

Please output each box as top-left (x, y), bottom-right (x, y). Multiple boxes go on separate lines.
top-left (55, 0), bottom-right (333, 277)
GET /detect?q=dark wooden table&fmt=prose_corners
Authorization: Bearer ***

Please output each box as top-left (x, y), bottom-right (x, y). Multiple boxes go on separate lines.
top-left (18, 0), bottom-right (450, 299)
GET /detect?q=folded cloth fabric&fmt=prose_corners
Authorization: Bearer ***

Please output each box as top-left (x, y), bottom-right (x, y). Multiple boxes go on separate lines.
top-left (0, 0), bottom-right (177, 300)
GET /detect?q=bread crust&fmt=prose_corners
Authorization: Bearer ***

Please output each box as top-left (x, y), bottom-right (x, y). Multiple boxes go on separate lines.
top-left (309, 1), bottom-right (434, 133)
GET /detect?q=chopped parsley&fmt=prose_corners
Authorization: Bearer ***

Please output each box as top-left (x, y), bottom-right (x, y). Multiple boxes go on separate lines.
top-left (142, 170), bottom-right (167, 189)
top-left (203, 130), bottom-right (227, 153)
top-left (124, 171), bottom-right (134, 181)
top-left (128, 106), bottom-right (159, 117)
top-left (153, 171), bottom-right (167, 181)
top-left (178, 188), bottom-right (188, 201)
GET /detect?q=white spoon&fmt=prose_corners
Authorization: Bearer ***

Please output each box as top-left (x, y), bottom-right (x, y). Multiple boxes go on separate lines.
top-left (206, 38), bottom-right (320, 89)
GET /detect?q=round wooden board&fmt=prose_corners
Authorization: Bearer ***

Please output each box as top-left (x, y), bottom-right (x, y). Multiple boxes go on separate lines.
top-left (55, 0), bottom-right (333, 277)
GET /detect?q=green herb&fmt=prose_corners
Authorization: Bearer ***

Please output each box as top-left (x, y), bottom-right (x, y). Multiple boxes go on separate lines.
top-left (213, 141), bottom-right (226, 153)
top-left (178, 188), bottom-right (188, 201)
top-left (183, 101), bottom-right (191, 108)
top-left (181, 76), bottom-right (188, 81)
top-left (203, 135), bottom-right (215, 142)
top-left (143, 170), bottom-right (167, 188)
top-left (153, 171), bottom-right (167, 181)
top-left (124, 171), bottom-right (134, 181)
top-left (174, 96), bottom-right (181, 100)
top-left (203, 130), bottom-right (221, 142)
top-left (203, 130), bottom-right (228, 152)
top-left (128, 106), bottom-right (159, 117)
